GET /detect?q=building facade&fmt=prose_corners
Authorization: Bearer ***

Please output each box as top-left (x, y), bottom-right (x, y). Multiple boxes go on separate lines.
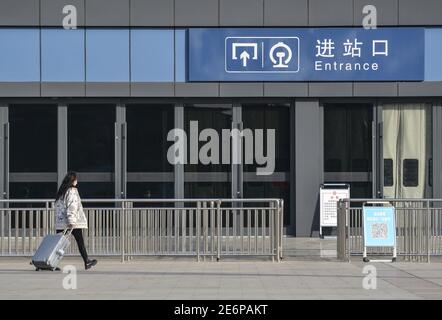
top-left (0, 0), bottom-right (441, 236)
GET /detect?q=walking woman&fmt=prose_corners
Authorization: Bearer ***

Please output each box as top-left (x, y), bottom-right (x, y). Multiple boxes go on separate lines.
top-left (55, 172), bottom-right (97, 270)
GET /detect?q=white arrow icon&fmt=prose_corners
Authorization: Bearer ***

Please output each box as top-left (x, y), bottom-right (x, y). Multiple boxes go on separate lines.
top-left (239, 51), bottom-right (250, 67)
top-left (232, 43), bottom-right (258, 67)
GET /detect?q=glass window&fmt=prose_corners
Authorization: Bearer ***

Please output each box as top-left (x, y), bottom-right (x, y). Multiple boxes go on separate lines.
top-left (126, 104), bottom-right (174, 172)
top-left (127, 182), bottom-right (174, 208)
top-left (403, 159), bottom-right (419, 187)
top-left (68, 104), bottom-right (115, 172)
top-left (184, 104), bottom-right (232, 199)
top-left (241, 103), bottom-right (291, 226)
top-left (75, 182), bottom-right (114, 199)
top-left (324, 104), bottom-right (372, 173)
top-left (127, 182), bottom-right (174, 199)
top-left (244, 182), bottom-right (290, 226)
top-left (41, 28), bottom-right (85, 82)
top-left (9, 104), bottom-right (57, 172)
top-left (0, 28), bottom-right (39, 81)
top-left (348, 182), bottom-right (373, 198)
top-left (131, 29), bottom-right (174, 82)
top-left (383, 103), bottom-right (432, 198)
top-left (86, 29), bottom-right (129, 82)
top-left (185, 182), bottom-right (231, 199)
top-left (175, 29), bottom-right (186, 82)
top-left (384, 159), bottom-right (393, 187)
top-left (242, 103), bottom-right (290, 173)
top-left (184, 104), bottom-right (232, 173)
top-left (75, 182), bottom-right (115, 207)
top-left (424, 28), bottom-right (442, 81)
top-left (10, 182), bottom-right (57, 199)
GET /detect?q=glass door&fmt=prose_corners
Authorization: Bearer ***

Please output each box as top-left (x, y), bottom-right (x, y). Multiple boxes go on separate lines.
top-left (8, 104), bottom-right (58, 200)
top-left (184, 103), bottom-right (233, 199)
top-left (382, 103), bottom-right (432, 198)
top-left (241, 103), bottom-right (291, 227)
top-left (67, 104), bottom-right (116, 200)
top-left (125, 104), bottom-right (175, 201)
top-left (323, 103), bottom-right (374, 198)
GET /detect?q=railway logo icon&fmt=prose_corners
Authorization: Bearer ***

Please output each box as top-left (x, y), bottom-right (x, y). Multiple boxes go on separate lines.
top-left (225, 36), bottom-right (299, 73)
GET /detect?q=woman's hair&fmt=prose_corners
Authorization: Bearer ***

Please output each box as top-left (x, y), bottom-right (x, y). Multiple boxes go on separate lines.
top-left (56, 171), bottom-right (77, 200)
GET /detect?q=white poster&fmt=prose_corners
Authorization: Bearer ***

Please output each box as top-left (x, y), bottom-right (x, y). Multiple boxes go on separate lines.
top-left (320, 186), bottom-right (350, 227)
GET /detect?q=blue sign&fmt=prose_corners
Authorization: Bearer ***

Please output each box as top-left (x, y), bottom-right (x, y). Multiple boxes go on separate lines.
top-left (363, 206), bottom-right (396, 247)
top-left (188, 28), bottom-right (424, 81)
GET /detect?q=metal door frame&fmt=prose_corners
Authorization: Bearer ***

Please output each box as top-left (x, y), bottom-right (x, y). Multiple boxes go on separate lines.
top-left (0, 104), bottom-right (8, 200)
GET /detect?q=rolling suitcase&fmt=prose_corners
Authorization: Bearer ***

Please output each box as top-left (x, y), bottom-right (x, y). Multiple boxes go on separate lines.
top-left (31, 229), bottom-right (72, 271)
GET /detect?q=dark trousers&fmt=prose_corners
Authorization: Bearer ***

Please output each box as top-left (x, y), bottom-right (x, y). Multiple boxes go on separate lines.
top-left (56, 228), bottom-right (89, 264)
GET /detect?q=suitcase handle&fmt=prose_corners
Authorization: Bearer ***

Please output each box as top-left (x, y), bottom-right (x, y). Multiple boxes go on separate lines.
top-left (63, 228), bottom-right (73, 236)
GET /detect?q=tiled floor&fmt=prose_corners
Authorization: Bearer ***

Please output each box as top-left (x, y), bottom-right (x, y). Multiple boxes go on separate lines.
top-left (0, 256), bottom-right (441, 299)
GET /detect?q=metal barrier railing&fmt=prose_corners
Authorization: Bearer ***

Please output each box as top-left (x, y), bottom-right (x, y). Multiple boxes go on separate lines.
top-left (0, 198), bottom-right (283, 262)
top-left (337, 198), bottom-right (442, 262)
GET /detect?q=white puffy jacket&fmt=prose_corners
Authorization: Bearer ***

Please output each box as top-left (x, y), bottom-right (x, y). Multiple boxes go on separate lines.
top-left (55, 187), bottom-right (88, 230)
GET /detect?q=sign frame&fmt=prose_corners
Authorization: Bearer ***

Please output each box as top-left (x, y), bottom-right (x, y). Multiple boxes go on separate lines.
top-left (319, 183), bottom-right (350, 238)
top-left (362, 202), bottom-right (397, 263)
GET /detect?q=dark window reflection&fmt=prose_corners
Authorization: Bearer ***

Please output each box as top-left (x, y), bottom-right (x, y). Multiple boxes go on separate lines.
top-left (127, 182), bottom-right (174, 208)
top-left (9, 105), bottom-right (57, 172)
top-left (403, 159), bottom-right (419, 187)
top-left (184, 104), bottom-right (232, 173)
top-left (76, 182), bottom-right (114, 198)
top-left (68, 104), bottom-right (115, 172)
top-left (184, 182), bottom-right (231, 199)
top-left (10, 182), bottom-right (57, 199)
top-left (75, 182), bottom-right (114, 207)
top-left (9, 182), bottom-right (58, 210)
top-left (324, 104), bottom-right (372, 173)
top-left (127, 182), bottom-right (174, 199)
top-left (244, 182), bottom-right (290, 226)
top-left (126, 104), bottom-right (174, 172)
top-left (242, 104), bottom-right (290, 172)
top-left (384, 159), bottom-right (393, 187)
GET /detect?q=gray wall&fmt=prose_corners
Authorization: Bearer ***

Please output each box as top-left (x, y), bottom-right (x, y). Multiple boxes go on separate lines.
top-left (1, 0), bottom-right (441, 27)
top-left (295, 100), bottom-right (322, 236)
top-left (433, 104), bottom-right (442, 199)
top-left (0, 1), bottom-right (441, 98)
top-left (6, 82), bottom-right (442, 98)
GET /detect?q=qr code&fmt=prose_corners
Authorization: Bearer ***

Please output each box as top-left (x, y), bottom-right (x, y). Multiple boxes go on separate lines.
top-left (371, 223), bottom-right (388, 239)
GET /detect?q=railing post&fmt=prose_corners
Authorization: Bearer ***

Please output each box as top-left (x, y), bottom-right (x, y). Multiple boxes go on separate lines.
top-left (273, 201), bottom-right (277, 263)
top-left (217, 200), bottom-right (221, 262)
top-left (337, 199), bottom-right (351, 262)
top-left (340, 200), bottom-right (345, 261)
top-left (279, 199), bottom-right (284, 261)
top-left (204, 201), bottom-right (208, 262)
top-left (427, 200), bottom-right (431, 263)
top-left (197, 201), bottom-right (200, 262)
top-left (121, 201), bottom-right (125, 263)
top-left (346, 200), bottom-right (351, 262)
top-left (209, 201), bottom-right (214, 261)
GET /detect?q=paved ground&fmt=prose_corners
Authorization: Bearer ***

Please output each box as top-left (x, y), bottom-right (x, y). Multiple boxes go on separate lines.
top-left (1, 257), bottom-right (442, 299)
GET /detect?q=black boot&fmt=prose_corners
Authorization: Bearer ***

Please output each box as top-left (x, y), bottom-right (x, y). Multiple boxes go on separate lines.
top-left (85, 259), bottom-right (97, 270)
